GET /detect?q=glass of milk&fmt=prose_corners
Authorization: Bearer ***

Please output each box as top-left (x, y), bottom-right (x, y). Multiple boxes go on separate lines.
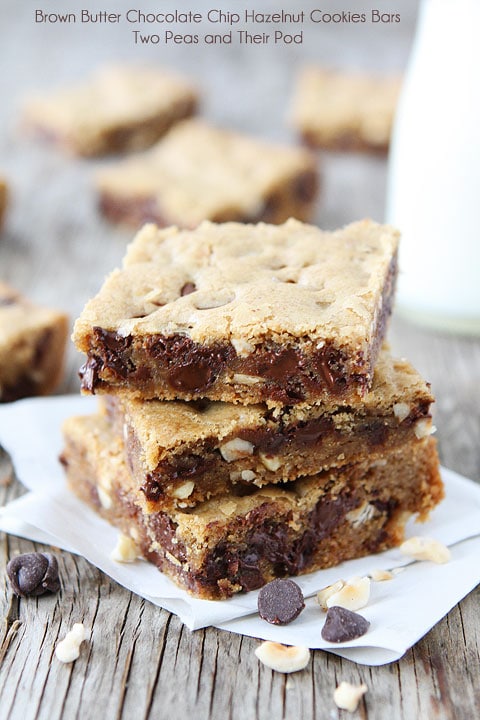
top-left (386, 0), bottom-right (480, 334)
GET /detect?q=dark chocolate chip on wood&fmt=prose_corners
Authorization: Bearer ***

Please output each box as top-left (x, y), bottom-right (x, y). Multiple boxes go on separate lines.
top-left (258, 578), bottom-right (305, 625)
top-left (321, 606), bottom-right (370, 643)
top-left (6, 552), bottom-right (60, 597)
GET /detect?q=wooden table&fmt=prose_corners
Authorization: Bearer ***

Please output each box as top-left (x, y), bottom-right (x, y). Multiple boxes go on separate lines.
top-left (1, 0), bottom-right (479, 717)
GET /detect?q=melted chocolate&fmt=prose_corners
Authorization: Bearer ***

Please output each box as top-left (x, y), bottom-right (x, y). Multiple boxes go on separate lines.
top-left (202, 492), bottom-right (359, 592)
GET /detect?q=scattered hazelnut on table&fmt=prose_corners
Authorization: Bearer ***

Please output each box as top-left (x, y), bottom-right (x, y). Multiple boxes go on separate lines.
top-left (333, 681), bottom-right (368, 712)
top-left (255, 641), bottom-right (310, 673)
top-left (55, 623), bottom-right (87, 664)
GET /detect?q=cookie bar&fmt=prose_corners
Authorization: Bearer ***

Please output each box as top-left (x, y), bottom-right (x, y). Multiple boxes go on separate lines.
top-left (291, 67), bottom-right (401, 153)
top-left (74, 219), bottom-right (399, 405)
top-left (0, 177), bottom-right (7, 228)
top-left (23, 65), bottom-right (198, 157)
top-left (102, 352), bottom-right (435, 509)
top-left (96, 119), bottom-right (318, 228)
top-left (0, 282), bottom-right (69, 402)
top-left (60, 413), bottom-right (443, 599)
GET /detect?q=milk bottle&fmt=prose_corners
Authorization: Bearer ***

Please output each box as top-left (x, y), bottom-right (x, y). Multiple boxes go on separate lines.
top-left (386, 0), bottom-right (480, 333)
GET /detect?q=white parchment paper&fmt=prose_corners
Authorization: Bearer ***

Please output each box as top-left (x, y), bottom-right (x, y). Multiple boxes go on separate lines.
top-left (1, 396), bottom-right (480, 666)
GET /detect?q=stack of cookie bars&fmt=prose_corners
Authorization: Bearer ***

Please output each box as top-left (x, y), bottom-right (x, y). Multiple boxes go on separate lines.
top-left (62, 218), bottom-right (443, 599)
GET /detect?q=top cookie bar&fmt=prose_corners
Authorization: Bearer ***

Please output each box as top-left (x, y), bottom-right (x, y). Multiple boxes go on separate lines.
top-left (74, 219), bottom-right (398, 405)
top-left (291, 67), bottom-right (401, 153)
top-left (23, 64), bottom-right (198, 157)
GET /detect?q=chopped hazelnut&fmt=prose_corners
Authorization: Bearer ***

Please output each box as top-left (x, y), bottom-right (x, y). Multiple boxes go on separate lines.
top-left (326, 576), bottom-right (371, 611)
top-left (171, 481), bottom-right (195, 499)
top-left (97, 485), bottom-right (112, 509)
top-left (219, 438), bottom-right (254, 462)
top-left (333, 681), bottom-right (368, 712)
top-left (55, 623), bottom-right (87, 663)
top-left (255, 641), bottom-right (310, 673)
top-left (414, 418), bottom-right (435, 439)
top-left (316, 580), bottom-right (345, 611)
top-left (393, 402), bottom-right (410, 422)
top-left (111, 533), bottom-right (140, 563)
top-left (259, 452), bottom-right (282, 472)
top-left (400, 536), bottom-right (450, 564)
top-left (369, 569), bottom-right (394, 582)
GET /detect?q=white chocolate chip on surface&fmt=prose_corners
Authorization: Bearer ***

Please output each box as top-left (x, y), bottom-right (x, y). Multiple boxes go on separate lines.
top-left (400, 536), bottom-right (451, 564)
top-left (326, 576), bottom-right (371, 611)
top-left (241, 470), bottom-right (256, 482)
top-left (111, 533), bottom-right (140, 563)
top-left (255, 641), bottom-right (310, 673)
top-left (316, 580), bottom-right (345, 611)
top-left (333, 681), bottom-right (368, 712)
top-left (55, 623), bottom-right (87, 663)
top-left (219, 438), bottom-right (254, 462)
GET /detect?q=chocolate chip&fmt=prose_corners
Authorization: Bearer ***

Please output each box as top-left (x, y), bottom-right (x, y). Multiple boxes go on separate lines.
top-left (6, 552), bottom-right (60, 597)
top-left (180, 282), bottom-right (197, 296)
top-left (258, 578), bottom-right (305, 625)
top-left (321, 606), bottom-right (370, 643)
top-left (79, 356), bottom-right (101, 392)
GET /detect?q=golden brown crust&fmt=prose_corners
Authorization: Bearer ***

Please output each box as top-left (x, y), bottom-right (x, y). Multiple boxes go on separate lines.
top-left (73, 219), bottom-right (399, 405)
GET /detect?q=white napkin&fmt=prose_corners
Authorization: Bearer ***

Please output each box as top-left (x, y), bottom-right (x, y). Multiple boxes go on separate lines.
top-left (1, 396), bottom-right (480, 666)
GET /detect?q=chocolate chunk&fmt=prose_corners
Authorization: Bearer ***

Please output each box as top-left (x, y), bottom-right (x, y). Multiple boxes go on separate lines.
top-left (258, 578), bottom-right (305, 625)
top-left (321, 606), bottom-right (370, 643)
top-left (180, 282), bottom-right (197, 296)
top-left (79, 356), bottom-right (102, 392)
top-left (6, 552), bottom-right (60, 597)
top-left (93, 328), bottom-right (135, 378)
top-left (294, 170), bottom-right (318, 203)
